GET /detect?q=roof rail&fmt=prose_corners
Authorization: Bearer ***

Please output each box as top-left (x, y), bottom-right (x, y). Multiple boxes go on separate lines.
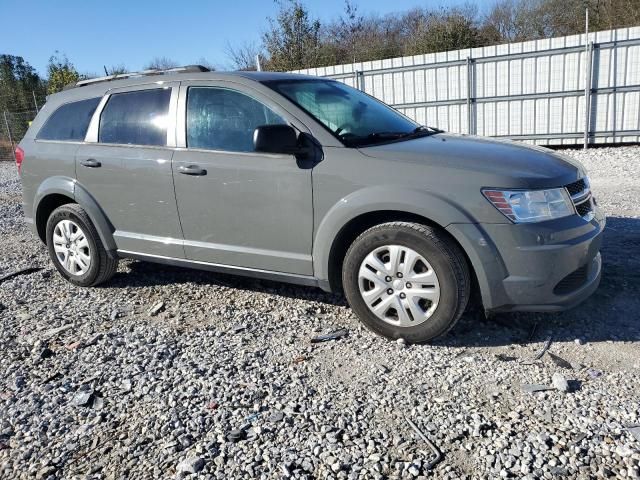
top-left (65, 65), bottom-right (211, 90)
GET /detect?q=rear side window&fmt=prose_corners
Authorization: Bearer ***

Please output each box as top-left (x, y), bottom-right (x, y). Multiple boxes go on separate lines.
top-left (186, 87), bottom-right (286, 152)
top-left (36, 97), bottom-right (101, 141)
top-left (99, 88), bottom-right (171, 146)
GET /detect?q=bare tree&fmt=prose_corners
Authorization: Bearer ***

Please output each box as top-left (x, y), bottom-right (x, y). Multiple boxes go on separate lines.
top-left (145, 56), bottom-right (179, 71)
top-left (225, 42), bottom-right (260, 71)
top-left (105, 64), bottom-right (129, 75)
top-left (194, 57), bottom-right (217, 71)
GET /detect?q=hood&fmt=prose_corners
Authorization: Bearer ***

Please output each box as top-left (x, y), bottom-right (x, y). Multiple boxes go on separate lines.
top-left (358, 133), bottom-right (586, 189)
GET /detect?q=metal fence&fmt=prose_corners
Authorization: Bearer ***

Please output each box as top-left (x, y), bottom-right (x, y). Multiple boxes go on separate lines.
top-left (294, 26), bottom-right (640, 146)
top-left (0, 109), bottom-right (38, 161)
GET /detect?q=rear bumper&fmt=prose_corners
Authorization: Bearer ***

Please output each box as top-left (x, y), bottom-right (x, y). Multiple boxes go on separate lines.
top-left (447, 206), bottom-right (605, 313)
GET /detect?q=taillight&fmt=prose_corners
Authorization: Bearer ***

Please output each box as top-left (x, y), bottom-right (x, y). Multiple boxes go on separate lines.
top-left (15, 146), bottom-right (24, 173)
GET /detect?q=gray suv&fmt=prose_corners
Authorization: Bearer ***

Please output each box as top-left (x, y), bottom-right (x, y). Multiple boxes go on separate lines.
top-left (16, 66), bottom-right (604, 343)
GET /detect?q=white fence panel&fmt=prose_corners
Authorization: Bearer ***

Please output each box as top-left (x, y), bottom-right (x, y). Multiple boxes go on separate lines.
top-left (293, 26), bottom-right (640, 145)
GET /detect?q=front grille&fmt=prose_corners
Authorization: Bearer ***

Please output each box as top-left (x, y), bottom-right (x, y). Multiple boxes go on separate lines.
top-left (576, 200), bottom-right (593, 217)
top-left (565, 178), bottom-right (593, 219)
top-left (565, 179), bottom-right (587, 196)
top-left (554, 264), bottom-right (589, 295)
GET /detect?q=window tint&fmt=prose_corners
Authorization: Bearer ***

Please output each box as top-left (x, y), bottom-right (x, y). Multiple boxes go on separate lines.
top-left (36, 97), bottom-right (101, 141)
top-left (187, 87), bottom-right (286, 152)
top-left (99, 88), bottom-right (171, 146)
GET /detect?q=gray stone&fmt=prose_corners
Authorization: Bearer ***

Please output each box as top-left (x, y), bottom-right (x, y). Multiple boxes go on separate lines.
top-left (177, 456), bottom-right (204, 474)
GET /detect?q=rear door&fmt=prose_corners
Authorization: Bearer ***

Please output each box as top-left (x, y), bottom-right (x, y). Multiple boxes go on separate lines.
top-left (172, 81), bottom-right (314, 275)
top-left (76, 83), bottom-right (184, 258)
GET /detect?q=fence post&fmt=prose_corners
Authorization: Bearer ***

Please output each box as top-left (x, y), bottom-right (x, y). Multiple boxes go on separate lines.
top-left (466, 56), bottom-right (474, 135)
top-left (32, 91), bottom-right (39, 112)
top-left (3, 111), bottom-right (16, 161)
top-left (354, 70), bottom-right (365, 91)
top-left (583, 41), bottom-right (594, 149)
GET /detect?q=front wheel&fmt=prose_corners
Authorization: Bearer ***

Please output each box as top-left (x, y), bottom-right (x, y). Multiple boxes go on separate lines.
top-left (46, 204), bottom-right (118, 287)
top-left (342, 222), bottom-right (470, 343)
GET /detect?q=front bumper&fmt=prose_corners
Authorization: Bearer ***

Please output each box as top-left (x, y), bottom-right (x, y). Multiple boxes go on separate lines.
top-left (447, 206), bottom-right (605, 313)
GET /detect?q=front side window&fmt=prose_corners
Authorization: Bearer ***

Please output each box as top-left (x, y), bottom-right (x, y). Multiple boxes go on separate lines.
top-left (186, 87), bottom-right (286, 152)
top-left (36, 97), bottom-right (101, 141)
top-left (265, 79), bottom-right (436, 147)
top-left (99, 88), bottom-right (171, 146)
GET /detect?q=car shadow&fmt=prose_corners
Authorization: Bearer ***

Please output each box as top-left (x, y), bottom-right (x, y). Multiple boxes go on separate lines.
top-left (108, 216), bottom-right (640, 347)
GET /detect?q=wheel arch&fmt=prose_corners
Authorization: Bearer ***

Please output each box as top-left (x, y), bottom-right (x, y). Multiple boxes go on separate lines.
top-left (34, 177), bottom-right (117, 252)
top-left (313, 187), bottom-right (480, 299)
top-left (35, 193), bottom-right (75, 242)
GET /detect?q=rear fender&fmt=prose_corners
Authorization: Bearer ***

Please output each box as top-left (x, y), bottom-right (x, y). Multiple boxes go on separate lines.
top-left (34, 177), bottom-right (117, 253)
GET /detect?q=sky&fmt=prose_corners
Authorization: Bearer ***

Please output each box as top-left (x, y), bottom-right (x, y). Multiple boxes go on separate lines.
top-left (0, 0), bottom-right (489, 77)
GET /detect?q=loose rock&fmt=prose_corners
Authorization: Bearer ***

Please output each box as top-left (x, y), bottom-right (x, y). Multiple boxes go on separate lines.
top-left (552, 372), bottom-right (570, 393)
top-left (176, 456), bottom-right (204, 474)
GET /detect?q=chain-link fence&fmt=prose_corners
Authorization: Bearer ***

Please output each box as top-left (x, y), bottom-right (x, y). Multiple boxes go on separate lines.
top-left (0, 109), bottom-right (38, 161)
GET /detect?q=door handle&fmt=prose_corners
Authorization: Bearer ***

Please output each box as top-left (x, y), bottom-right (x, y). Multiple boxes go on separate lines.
top-left (80, 159), bottom-right (101, 168)
top-left (178, 164), bottom-right (207, 176)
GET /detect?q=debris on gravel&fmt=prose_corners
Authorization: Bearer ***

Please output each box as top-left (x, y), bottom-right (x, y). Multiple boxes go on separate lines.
top-left (310, 328), bottom-right (349, 343)
top-left (0, 266), bottom-right (42, 284)
top-left (147, 300), bottom-right (165, 316)
top-left (548, 351), bottom-right (573, 369)
top-left (521, 383), bottom-right (554, 394)
top-left (1, 146), bottom-right (640, 478)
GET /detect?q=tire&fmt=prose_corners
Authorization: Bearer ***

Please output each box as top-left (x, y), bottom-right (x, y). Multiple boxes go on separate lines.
top-left (46, 204), bottom-right (118, 287)
top-left (342, 222), bottom-right (470, 343)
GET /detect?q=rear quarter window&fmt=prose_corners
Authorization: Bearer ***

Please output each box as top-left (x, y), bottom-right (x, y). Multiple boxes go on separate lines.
top-left (36, 97), bottom-right (101, 141)
top-left (98, 88), bottom-right (171, 146)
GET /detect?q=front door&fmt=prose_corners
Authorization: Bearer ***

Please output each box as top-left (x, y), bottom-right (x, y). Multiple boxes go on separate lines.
top-left (76, 83), bottom-right (184, 258)
top-left (172, 82), bottom-right (313, 275)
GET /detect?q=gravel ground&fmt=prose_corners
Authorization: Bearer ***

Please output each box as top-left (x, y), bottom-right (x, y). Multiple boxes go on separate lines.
top-left (1, 146), bottom-right (639, 480)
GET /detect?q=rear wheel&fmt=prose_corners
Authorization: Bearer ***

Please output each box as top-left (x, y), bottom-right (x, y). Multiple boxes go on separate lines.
top-left (342, 222), bottom-right (470, 343)
top-left (46, 204), bottom-right (118, 287)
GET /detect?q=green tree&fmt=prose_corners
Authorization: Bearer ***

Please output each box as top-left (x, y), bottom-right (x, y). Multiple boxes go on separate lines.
top-left (402, 6), bottom-right (481, 55)
top-left (47, 52), bottom-right (79, 94)
top-left (0, 55), bottom-right (45, 112)
top-left (263, 0), bottom-right (321, 71)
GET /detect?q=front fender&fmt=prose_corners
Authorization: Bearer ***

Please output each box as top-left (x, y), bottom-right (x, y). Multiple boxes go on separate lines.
top-left (312, 186), bottom-right (476, 282)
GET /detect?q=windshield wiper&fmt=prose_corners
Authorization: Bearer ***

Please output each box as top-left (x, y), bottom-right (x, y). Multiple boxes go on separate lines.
top-left (402, 125), bottom-right (443, 137)
top-left (340, 126), bottom-right (443, 147)
top-left (338, 131), bottom-right (405, 146)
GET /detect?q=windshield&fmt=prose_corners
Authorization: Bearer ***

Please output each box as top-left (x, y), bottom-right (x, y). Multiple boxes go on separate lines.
top-left (264, 79), bottom-right (440, 147)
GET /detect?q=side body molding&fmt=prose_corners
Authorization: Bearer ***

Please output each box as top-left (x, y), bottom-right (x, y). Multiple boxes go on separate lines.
top-left (312, 186), bottom-right (477, 283)
top-left (33, 176), bottom-right (117, 252)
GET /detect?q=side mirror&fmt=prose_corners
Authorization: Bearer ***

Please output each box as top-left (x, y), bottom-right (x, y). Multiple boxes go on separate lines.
top-left (253, 124), bottom-right (309, 157)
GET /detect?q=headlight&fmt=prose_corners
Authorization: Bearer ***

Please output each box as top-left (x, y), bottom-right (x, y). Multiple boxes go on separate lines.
top-left (482, 187), bottom-right (574, 223)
